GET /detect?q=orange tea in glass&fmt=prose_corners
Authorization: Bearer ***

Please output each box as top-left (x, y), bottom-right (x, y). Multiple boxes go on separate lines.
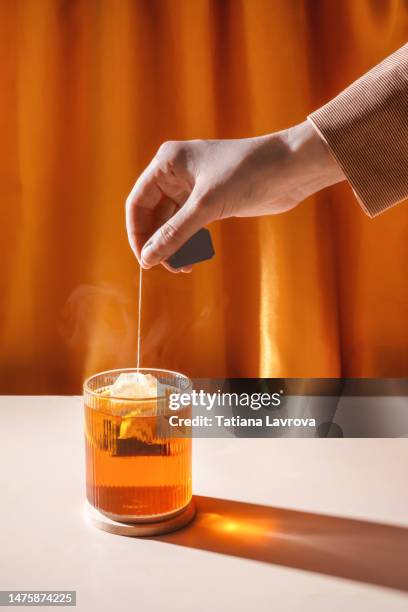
top-left (84, 368), bottom-right (192, 523)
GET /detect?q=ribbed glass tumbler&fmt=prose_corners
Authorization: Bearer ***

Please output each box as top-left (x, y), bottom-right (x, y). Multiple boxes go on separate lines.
top-left (84, 368), bottom-right (192, 522)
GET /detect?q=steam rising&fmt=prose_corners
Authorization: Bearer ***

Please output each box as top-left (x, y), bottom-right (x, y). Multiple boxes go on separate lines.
top-left (61, 282), bottom-right (213, 379)
top-left (61, 283), bottom-right (136, 376)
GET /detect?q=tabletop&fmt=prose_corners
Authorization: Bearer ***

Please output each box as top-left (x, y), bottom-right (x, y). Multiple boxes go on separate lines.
top-left (0, 396), bottom-right (408, 612)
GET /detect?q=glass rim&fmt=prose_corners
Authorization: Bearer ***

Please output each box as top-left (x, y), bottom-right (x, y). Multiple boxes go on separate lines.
top-left (83, 367), bottom-right (192, 402)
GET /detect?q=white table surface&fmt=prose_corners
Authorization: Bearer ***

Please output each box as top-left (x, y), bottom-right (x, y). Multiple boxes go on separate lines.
top-left (1, 396), bottom-right (408, 612)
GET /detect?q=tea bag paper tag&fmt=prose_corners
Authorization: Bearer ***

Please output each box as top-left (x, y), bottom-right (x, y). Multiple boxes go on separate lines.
top-left (166, 228), bottom-right (215, 269)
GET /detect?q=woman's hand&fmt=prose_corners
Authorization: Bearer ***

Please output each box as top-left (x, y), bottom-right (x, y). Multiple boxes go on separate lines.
top-left (126, 120), bottom-right (344, 271)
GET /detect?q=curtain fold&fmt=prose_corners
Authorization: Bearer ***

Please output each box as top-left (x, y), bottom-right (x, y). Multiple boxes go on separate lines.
top-left (1, 0), bottom-right (407, 393)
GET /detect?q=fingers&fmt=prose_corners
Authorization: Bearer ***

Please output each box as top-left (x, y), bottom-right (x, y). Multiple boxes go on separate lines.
top-left (140, 196), bottom-right (206, 267)
top-left (126, 140), bottom-right (210, 271)
top-left (125, 158), bottom-right (163, 264)
top-left (126, 142), bottom-right (192, 266)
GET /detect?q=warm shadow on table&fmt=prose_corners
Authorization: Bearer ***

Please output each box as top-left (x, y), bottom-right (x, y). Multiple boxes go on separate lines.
top-left (154, 496), bottom-right (408, 593)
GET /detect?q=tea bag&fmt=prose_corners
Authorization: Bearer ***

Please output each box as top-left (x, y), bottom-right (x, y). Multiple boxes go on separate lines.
top-left (107, 372), bottom-right (158, 442)
top-left (111, 372), bottom-right (158, 401)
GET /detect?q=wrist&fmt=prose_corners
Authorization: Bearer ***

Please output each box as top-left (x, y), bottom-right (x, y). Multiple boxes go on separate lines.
top-left (287, 119), bottom-right (345, 192)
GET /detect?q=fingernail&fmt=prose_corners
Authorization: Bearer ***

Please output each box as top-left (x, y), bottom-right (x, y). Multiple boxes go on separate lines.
top-left (141, 241), bottom-right (156, 266)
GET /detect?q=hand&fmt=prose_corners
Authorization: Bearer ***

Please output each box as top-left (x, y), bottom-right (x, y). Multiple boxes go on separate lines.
top-left (126, 120), bottom-right (344, 271)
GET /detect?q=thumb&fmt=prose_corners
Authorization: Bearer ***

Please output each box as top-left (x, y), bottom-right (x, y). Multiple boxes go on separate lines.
top-left (141, 196), bottom-right (206, 267)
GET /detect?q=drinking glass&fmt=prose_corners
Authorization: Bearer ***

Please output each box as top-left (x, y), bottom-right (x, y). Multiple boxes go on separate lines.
top-left (84, 368), bottom-right (192, 522)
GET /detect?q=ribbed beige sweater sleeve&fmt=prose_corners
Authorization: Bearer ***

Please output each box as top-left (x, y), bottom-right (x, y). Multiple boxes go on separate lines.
top-left (308, 43), bottom-right (408, 217)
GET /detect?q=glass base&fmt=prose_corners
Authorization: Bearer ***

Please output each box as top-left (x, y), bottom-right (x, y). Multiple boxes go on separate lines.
top-left (95, 500), bottom-right (191, 524)
top-left (85, 499), bottom-right (196, 537)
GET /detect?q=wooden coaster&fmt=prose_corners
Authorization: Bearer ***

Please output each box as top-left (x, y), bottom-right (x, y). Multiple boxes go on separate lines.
top-left (85, 500), bottom-right (196, 537)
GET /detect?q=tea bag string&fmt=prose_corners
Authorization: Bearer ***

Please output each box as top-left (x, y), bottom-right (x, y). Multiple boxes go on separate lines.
top-left (136, 265), bottom-right (142, 372)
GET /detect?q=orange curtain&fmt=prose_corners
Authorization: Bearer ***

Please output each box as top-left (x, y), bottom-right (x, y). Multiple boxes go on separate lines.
top-left (1, 0), bottom-right (407, 393)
